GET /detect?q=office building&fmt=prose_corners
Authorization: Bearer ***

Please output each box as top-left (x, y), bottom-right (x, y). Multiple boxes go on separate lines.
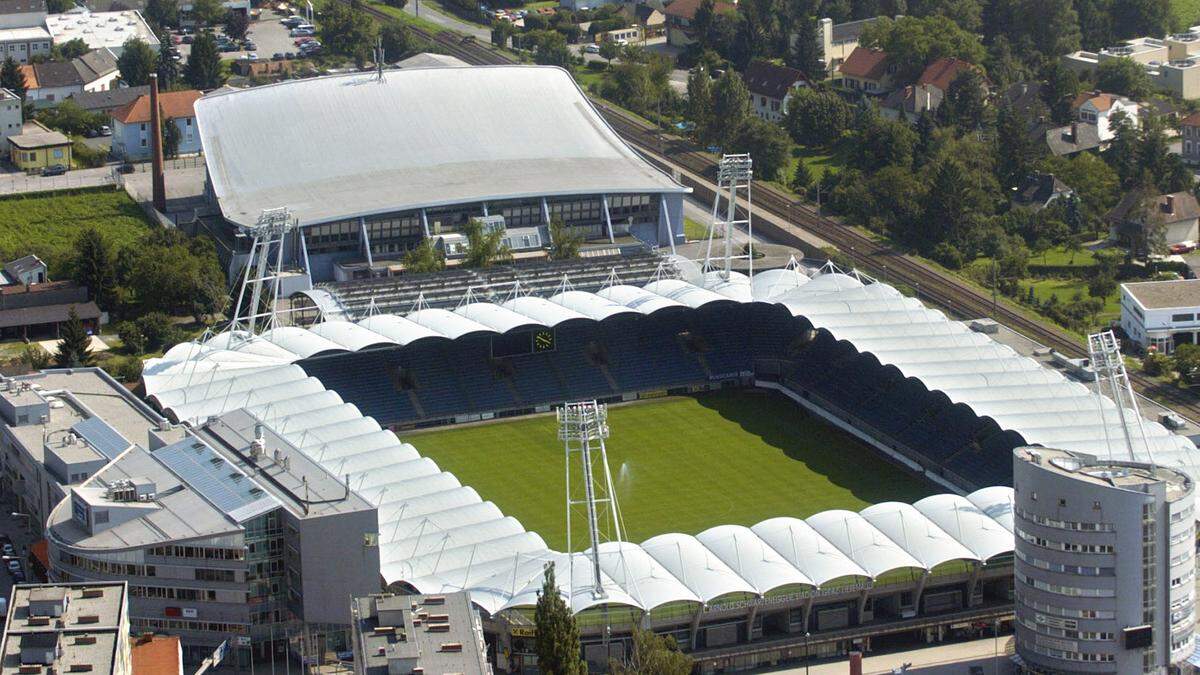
top-left (1013, 447), bottom-right (1195, 673)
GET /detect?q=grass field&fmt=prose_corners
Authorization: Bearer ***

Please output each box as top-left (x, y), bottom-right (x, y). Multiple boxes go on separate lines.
top-left (0, 187), bottom-right (152, 278)
top-left (402, 390), bottom-right (935, 550)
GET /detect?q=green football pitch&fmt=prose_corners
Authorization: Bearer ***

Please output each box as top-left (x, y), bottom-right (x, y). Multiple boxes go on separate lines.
top-left (400, 389), bottom-right (936, 550)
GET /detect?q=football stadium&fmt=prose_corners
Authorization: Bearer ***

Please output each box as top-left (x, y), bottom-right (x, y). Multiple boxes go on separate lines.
top-left (155, 64), bottom-right (1200, 671)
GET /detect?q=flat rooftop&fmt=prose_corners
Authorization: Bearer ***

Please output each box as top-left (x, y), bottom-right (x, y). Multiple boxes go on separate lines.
top-left (1123, 279), bottom-right (1200, 310)
top-left (43, 10), bottom-right (157, 50)
top-left (1016, 447), bottom-right (1192, 500)
top-left (352, 592), bottom-right (489, 675)
top-left (1, 582), bottom-right (127, 675)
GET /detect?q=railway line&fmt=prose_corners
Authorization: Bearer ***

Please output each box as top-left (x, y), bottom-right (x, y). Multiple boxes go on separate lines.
top-left (341, 1), bottom-right (1200, 421)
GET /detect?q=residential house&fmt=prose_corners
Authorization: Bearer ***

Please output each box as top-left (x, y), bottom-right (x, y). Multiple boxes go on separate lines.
top-left (0, 24), bottom-right (49, 63)
top-left (0, 0), bottom-right (46, 28)
top-left (743, 60), bottom-right (809, 123)
top-left (1181, 110), bottom-right (1200, 163)
top-left (0, 87), bottom-right (20, 158)
top-left (662, 0), bottom-right (733, 48)
top-left (20, 60), bottom-right (83, 107)
top-left (836, 46), bottom-right (894, 94)
top-left (7, 120), bottom-right (70, 171)
top-left (813, 15), bottom-right (882, 75)
top-left (72, 47), bottom-right (120, 92)
top-left (1012, 173), bottom-right (1074, 211)
top-left (110, 89), bottom-right (202, 160)
top-left (2, 254), bottom-right (47, 285)
top-left (881, 57), bottom-right (980, 122)
top-left (1071, 91), bottom-right (1138, 141)
top-left (43, 10), bottom-right (159, 56)
top-left (1045, 121), bottom-right (1103, 156)
top-left (623, 4), bottom-right (664, 37)
top-left (0, 279), bottom-right (101, 338)
top-left (1108, 190), bottom-right (1200, 254)
top-left (66, 84), bottom-right (148, 115)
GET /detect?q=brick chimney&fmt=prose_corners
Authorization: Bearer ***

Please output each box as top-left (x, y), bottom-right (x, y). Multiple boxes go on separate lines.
top-left (1166, 194), bottom-right (1176, 214)
top-left (148, 73), bottom-right (166, 213)
top-left (1070, 121), bottom-right (1078, 142)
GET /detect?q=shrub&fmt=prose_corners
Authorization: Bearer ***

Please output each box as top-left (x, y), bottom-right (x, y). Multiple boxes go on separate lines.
top-left (19, 345), bottom-right (50, 370)
top-left (102, 355), bottom-right (144, 384)
top-left (1143, 351), bottom-right (1170, 377)
top-left (134, 312), bottom-right (173, 351)
top-left (115, 320), bottom-right (146, 354)
top-left (932, 242), bottom-right (964, 270)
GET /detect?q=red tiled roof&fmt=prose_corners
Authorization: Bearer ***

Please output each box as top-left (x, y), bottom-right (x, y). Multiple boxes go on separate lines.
top-left (1071, 91), bottom-right (1120, 113)
top-left (663, 0), bottom-right (734, 20)
top-left (839, 47), bottom-right (890, 81)
top-left (111, 90), bottom-right (202, 125)
top-left (744, 60), bottom-right (809, 99)
top-left (17, 64), bottom-right (36, 89)
top-left (131, 635), bottom-right (182, 675)
top-left (1183, 110), bottom-right (1200, 127)
top-left (917, 57), bottom-right (975, 92)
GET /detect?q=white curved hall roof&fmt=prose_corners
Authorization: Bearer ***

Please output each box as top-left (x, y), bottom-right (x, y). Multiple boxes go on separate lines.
top-left (140, 267), bottom-right (1196, 614)
top-left (195, 65), bottom-right (689, 227)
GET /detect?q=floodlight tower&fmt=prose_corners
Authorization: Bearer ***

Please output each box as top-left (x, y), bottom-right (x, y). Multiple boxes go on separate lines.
top-left (558, 400), bottom-right (624, 601)
top-left (704, 153), bottom-right (754, 280)
top-left (229, 207), bottom-right (298, 339)
top-left (1088, 329), bottom-right (1152, 462)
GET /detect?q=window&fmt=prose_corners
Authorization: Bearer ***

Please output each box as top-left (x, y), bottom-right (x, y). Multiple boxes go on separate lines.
top-left (1173, 313), bottom-right (1195, 322)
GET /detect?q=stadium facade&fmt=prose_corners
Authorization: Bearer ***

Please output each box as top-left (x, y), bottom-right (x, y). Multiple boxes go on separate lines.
top-left (137, 266), bottom-right (1200, 670)
top-left (194, 66), bottom-right (690, 284)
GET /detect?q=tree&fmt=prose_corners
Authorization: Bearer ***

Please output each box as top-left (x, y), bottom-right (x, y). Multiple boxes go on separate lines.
top-left (183, 31), bottom-right (224, 90)
top-left (858, 15), bottom-right (986, 82)
top-left (548, 218), bottom-right (583, 259)
top-left (791, 159), bottom-right (813, 192)
top-left (52, 38), bottom-right (90, 61)
top-left (852, 113), bottom-right (917, 171)
top-left (609, 627), bottom-right (693, 675)
top-left (530, 30), bottom-right (570, 67)
top-left (19, 345), bottom-right (50, 371)
top-left (598, 39), bottom-right (621, 64)
top-left (224, 10), bottom-right (249, 41)
top-left (731, 117), bottom-right (790, 181)
top-left (402, 239), bottom-right (445, 273)
top-left (145, 0), bottom-right (179, 30)
top-left (72, 228), bottom-right (116, 309)
top-left (319, 0), bottom-right (379, 66)
top-left (686, 66), bottom-right (713, 142)
top-left (490, 19), bottom-right (514, 48)
top-left (709, 70), bottom-right (750, 146)
top-left (939, 67), bottom-right (987, 131)
top-left (534, 563), bottom-right (585, 675)
top-left (1112, 0), bottom-right (1170, 40)
top-left (1043, 63), bottom-right (1080, 125)
top-left (994, 103), bottom-right (1033, 189)
top-left (787, 13), bottom-right (824, 77)
top-left (121, 229), bottom-right (228, 318)
top-left (54, 307), bottom-right (94, 368)
top-left (156, 33), bottom-right (179, 87)
top-left (1088, 273), bottom-right (1117, 300)
top-left (36, 100), bottom-right (105, 135)
top-left (1175, 343), bottom-right (1200, 385)
top-left (462, 218), bottom-right (511, 268)
top-left (190, 0), bottom-right (226, 27)
top-left (118, 37), bottom-right (157, 86)
top-left (380, 23), bottom-right (412, 61)
top-left (1, 56), bottom-right (27, 99)
top-left (783, 87), bottom-right (853, 146)
top-left (1096, 57), bottom-right (1153, 99)
top-left (45, 0), bottom-right (71, 12)
top-left (162, 116), bottom-right (181, 158)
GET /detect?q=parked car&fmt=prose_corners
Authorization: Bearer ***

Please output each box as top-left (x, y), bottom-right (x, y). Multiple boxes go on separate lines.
top-left (244, 52), bottom-right (258, 60)
top-left (285, 51), bottom-right (296, 59)
top-left (272, 52), bottom-right (285, 59)
top-left (2, 544), bottom-right (15, 557)
top-left (294, 36), bottom-right (314, 44)
top-left (99, 125), bottom-right (111, 136)
top-left (243, 41), bottom-right (258, 50)
top-left (219, 43), bottom-right (239, 52)
top-left (117, 163), bottom-right (135, 174)
top-left (41, 164), bottom-right (66, 177)
top-left (7, 560), bottom-right (21, 573)
top-left (182, 34), bottom-right (194, 44)
top-left (290, 27), bottom-right (315, 36)
top-left (172, 34), bottom-right (182, 44)
top-left (281, 15), bottom-right (305, 27)
top-left (584, 43), bottom-right (599, 53)
top-left (1170, 241), bottom-right (1197, 254)
top-left (11, 571), bottom-right (24, 583)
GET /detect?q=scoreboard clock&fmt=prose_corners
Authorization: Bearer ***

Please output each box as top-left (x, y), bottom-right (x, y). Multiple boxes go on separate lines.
top-left (533, 329), bottom-right (556, 353)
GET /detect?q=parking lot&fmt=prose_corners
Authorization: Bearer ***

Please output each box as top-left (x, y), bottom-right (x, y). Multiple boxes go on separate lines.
top-left (173, 15), bottom-right (311, 63)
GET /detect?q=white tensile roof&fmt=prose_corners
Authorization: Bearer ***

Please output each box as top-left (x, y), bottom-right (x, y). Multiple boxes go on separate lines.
top-left (141, 267), bottom-right (1200, 614)
top-left (194, 66), bottom-right (689, 227)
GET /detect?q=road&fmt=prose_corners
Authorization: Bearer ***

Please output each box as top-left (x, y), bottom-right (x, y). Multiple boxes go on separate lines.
top-left (406, 0), bottom-right (490, 40)
top-left (0, 165), bottom-right (119, 195)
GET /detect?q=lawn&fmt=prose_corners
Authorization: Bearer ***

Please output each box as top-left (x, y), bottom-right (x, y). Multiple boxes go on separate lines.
top-left (401, 390), bottom-right (935, 550)
top-left (1027, 244), bottom-right (1098, 268)
top-left (0, 187), bottom-right (152, 277)
top-left (1022, 277), bottom-right (1121, 323)
top-left (684, 216), bottom-right (710, 241)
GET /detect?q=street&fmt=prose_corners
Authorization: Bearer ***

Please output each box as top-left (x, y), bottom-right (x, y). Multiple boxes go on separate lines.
top-left (0, 495), bottom-right (40, 606)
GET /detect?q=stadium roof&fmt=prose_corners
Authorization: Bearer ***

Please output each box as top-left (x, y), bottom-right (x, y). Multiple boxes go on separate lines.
top-left (140, 266), bottom-right (1200, 614)
top-left (195, 66), bottom-right (689, 228)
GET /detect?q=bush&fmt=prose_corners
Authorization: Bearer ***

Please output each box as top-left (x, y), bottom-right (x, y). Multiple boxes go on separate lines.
top-left (102, 355), bottom-right (144, 384)
top-left (71, 139), bottom-right (108, 168)
top-left (1143, 351), bottom-right (1170, 377)
top-left (159, 326), bottom-right (188, 353)
top-left (19, 345), bottom-right (50, 370)
top-left (115, 320), bottom-right (147, 354)
top-left (134, 312), bottom-right (173, 351)
top-left (932, 242), bottom-right (965, 270)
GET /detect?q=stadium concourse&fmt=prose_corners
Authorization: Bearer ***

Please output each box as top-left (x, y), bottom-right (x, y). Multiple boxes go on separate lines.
top-left (139, 264), bottom-right (1199, 644)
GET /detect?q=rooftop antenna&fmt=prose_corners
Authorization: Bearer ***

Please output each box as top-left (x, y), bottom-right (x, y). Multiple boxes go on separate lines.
top-left (229, 207), bottom-right (297, 341)
top-left (374, 36), bottom-right (385, 81)
top-left (703, 154), bottom-right (753, 281)
top-left (1088, 330), bottom-right (1153, 462)
top-left (559, 400), bottom-right (625, 601)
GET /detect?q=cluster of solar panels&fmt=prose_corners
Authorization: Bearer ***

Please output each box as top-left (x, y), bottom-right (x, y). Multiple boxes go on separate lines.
top-left (151, 437), bottom-right (280, 523)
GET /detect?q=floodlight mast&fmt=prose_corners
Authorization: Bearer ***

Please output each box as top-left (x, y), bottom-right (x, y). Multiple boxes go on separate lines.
top-left (559, 400), bottom-right (623, 601)
top-left (704, 154), bottom-right (753, 280)
top-left (229, 207), bottom-right (298, 339)
top-left (1087, 329), bottom-right (1153, 462)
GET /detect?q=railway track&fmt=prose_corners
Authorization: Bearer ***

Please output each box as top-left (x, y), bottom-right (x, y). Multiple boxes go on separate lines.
top-left (344, 2), bottom-right (1200, 422)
